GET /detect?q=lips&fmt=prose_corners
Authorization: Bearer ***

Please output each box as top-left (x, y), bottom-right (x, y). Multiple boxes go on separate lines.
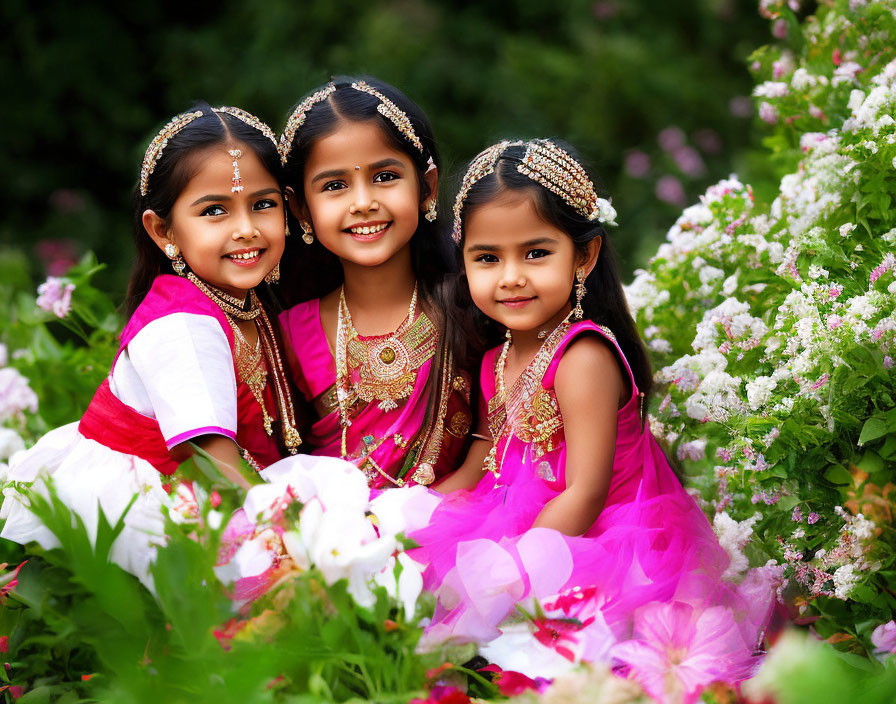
top-left (224, 247), bottom-right (265, 266)
top-left (498, 296), bottom-right (536, 308)
top-left (345, 221), bottom-right (391, 239)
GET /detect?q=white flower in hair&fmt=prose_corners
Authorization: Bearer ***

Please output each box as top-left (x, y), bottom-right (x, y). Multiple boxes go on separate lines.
top-left (593, 197), bottom-right (618, 226)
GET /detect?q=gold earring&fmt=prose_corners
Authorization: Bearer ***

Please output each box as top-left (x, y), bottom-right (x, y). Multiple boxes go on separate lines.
top-left (285, 220), bottom-right (291, 237)
top-left (265, 262), bottom-right (281, 284)
top-left (424, 199), bottom-right (438, 222)
top-left (573, 267), bottom-right (587, 320)
top-left (300, 221), bottom-right (314, 245)
top-left (165, 242), bottom-right (186, 276)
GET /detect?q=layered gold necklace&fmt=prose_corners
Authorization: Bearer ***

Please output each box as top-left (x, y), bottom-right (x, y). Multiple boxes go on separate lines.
top-left (334, 283), bottom-right (438, 483)
top-left (187, 273), bottom-right (302, 465)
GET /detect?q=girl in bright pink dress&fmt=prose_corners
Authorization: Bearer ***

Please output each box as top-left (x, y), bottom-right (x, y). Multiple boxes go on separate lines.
top-left (1, 105), bottom-right (305, 579)
top-left (277, 78), bottom-right (471, 490)
top-left (407, 140), bottom-right (775, 701)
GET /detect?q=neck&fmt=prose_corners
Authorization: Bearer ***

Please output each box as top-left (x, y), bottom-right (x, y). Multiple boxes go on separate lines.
top-left (339, 245), bottom-right (417, 333)
top-left (507, 304), bottom-right (573, 360)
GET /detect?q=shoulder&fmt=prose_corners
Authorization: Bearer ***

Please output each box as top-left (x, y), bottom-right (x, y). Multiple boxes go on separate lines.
top-left (555, 334), bottom-right (623, 388)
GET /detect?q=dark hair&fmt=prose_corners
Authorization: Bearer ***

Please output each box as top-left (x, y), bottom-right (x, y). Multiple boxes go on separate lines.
top-left (453, 140), bottom-right (653, 398)
top-left (278, 75), bottom-right (450, 309)
top-left (125, 102), bottom-right (285, 317)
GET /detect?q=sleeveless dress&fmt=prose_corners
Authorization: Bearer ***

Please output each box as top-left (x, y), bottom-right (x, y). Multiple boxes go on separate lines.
top-left (279, 298), bottom-right (470, 490)
top-left (408, 320), bottom-right (775, 690)
top-left (0, 275), bottom-right (286, 586)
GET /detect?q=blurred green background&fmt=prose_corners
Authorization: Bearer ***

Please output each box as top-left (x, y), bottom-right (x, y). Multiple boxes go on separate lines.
top-left (1, 0), bottom-right (770, 299)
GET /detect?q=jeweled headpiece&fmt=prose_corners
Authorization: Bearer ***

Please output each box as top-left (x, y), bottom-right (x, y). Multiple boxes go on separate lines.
top-left (451, 138), bottom-right (618, 244)
top-left (278, 83), bottom-right (336, 165)
top-left (139, 110), bottom-right (204, 196)
top-left (212, 106), bottom-right (278, 150)
top-left (349, 81), bottom-right (424, 154)
top-left (140, 106), bottom-right (278, 197)
top-left (278, 81), bottom-right (426, 166)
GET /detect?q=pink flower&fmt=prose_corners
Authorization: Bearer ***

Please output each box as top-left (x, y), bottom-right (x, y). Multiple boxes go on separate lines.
top-left (885, 356), bottom-right (894, 370)
top-left (759, 101), bottom-right (779, 125)
top-left (828, 284), bottom-right (843, 298)
top-left (612, 601), bottom-right (758, 704)
top-left (35, 277), bottom-right (75, 318)
top-left (693, 129), bottom-right (722, 154)
top-left (792, 506), bottom-right (803, 522)
top-left (658, 126), bottom-right (686, 152)
top-left (772, 19), bottom-right (788, 39)
top-left (811, 373), bottom-right (830, 390)
top-left (871, 621), bottom-right (896, 654)
top-left (729, 96), bottom-right (753, 118)
top-left (808, 512), bottom-right (820, 525)
top-left (655, 175), bottom-right (686, 206)
top-left (624, 150), bottom-right (651, 178)
top-left (673, 146), bottom-right (706, 177)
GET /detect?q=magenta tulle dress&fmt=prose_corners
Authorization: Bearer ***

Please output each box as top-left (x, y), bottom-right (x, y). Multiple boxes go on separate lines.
top-left (408, 321), bottom-right (775, 692)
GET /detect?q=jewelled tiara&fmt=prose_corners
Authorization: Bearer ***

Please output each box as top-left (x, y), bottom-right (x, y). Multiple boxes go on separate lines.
top-left (139, 106), bottom-right (278, 197)
top-left (451, 138), bottom-right (618, 244)
top-left (278, 81), bottom-right (425, 165)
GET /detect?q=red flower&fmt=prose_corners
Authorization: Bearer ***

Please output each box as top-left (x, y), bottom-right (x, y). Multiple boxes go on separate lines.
top-left (212, 618), bottom-right (247, 650)
top-left (480, 664), bottom-right (552, 696)
top-left (0, 636), bottom-right (8, 653)
top-left (0, 561), bottom-right (27, 603)
top-left (409, 685), bottom-right (470, 704)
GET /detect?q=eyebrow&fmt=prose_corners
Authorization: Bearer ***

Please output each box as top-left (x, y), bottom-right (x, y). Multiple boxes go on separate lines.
top-left (190, 187), bottom-right (281, 207)
top-left (310, 157), bottom-right (406, 184)
top-left (465, 236), bottom-right (558, 253)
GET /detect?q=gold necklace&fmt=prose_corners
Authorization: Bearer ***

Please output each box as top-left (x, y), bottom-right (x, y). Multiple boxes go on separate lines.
top-left (189, 276), bottom-right (302, 458)
top-left (484, 315), bottom-right (573, 478)
top-left (334, 283), bottom-right (438, 484)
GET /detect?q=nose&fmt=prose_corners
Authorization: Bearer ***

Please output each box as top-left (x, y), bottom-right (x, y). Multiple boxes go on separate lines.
top-left (349, 180), bottom-right (379, 215)
top-left (498, 260), bottom-right (526, 289)
top-left (231, 209), bottom-right (260, 240)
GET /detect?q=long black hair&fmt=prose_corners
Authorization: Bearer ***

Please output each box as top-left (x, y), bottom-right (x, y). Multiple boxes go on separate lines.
top-left (278, 75), bottom-right (451, 309)
top-left (126, 103), bottom-right (285, 317)
top-left (452, 140), bottom-right (653, 398)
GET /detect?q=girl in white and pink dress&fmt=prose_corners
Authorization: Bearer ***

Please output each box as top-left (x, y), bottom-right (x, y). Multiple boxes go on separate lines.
top-left (1, 104), bottom-right (304, 586)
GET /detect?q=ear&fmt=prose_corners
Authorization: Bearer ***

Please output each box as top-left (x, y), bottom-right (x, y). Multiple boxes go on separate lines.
top-left (142, 209), bottom-right (173, 253)
top-left (421, 165), bottom-right (439, 211)
top-left (578, 236), bottom-right (602, 277)
top-left (284, 186), bottom-right (310, 222)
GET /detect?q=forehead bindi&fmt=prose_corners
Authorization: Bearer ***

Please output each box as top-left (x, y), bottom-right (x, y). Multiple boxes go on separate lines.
top-left (180, 145), bottom-right (275, 197)
top-left (305, 120), bottom-right (414, 178)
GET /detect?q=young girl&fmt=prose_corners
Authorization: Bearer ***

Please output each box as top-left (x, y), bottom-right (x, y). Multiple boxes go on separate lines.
top-left (1, 105), bottom-right (304, 577)
top-left (277, 77), bottom-right (470, 490)
top-left (407, 140), bottom-right (774, 687)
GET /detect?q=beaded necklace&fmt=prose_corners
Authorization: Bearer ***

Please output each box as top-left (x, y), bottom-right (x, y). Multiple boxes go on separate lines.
top-left (187, 273), bottom-right (302, 464)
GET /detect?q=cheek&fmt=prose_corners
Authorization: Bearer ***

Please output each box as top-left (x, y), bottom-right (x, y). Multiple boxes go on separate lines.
top-left (464, 268), bottom-right (495, 306)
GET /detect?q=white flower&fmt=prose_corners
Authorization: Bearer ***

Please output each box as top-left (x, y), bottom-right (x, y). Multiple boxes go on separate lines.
top-left (648, 338), bottom-right (672, 354)
top-left (0, 368), bottom-right (39, 424)
top-left (833, 564), bottom-right (859, 600)
top-left (746, 376), bottom-right (777, 410)
top-left (372, 552), bottom-right (424, 620)
top-left (850, 513), bottom-right (875, 541)
top-left (0, 343), bottom-right (7, 367)
top-left (0, 428), bottom-right (25, 462)
top-left (754, 81), bottom-right (790, 98)
top-left (260, 454), bottom-right (370, 515)
top-left (594, 197), bottom-right (618, 226)
top-left (713, 511), bottom-right (760, 580)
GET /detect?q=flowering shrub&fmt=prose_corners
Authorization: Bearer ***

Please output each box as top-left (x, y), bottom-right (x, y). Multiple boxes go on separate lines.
top-left (626, 0), bottom-right (896, 653)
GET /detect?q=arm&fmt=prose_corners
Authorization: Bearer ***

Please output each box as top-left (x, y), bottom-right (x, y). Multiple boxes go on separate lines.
top-left (532, 336), bottom-right (625, 536)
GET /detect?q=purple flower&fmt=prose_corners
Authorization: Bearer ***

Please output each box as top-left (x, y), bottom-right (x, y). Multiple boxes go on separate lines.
top-left (0, 367), bottom-right (39, 424)
top-left (759, 101), bottom-right (779, 125)
top-left (772, 19), bottom-right (788, 39)
top-left (885, 356), bottom-right (894, 370)
top-left (624, 150), bottom-right (651, 178)
top-left (673, 146), bottom-right (706, 177)
top-left (808, 512), bottom-right (820, 525)
top-left (36, 277), bottom-right (75, 318)
top-left (658, 126), bottom-right (686, 152)
top-left (871, 621), bottom-right (896, 654)
top-left (792, 506), bottom-right (803, 522)
top-left (655, 175), bottom-right (686, 206)
top-left (729, 96), bottom-right (753, 118)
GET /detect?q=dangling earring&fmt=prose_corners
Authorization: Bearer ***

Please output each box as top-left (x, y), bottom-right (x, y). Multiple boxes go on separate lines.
top-left (265, 262), bottom-right (281, 284)
top-left (424, 199), bottom-right (438, 222)
top-left (573, 267), bottom-right (587, 320)
top-left (285, 220), bottom-right (291, 237)
top-left (165, 242), bottom-right (186, 276)
top-left (300, 220), bottom-right (314, 245)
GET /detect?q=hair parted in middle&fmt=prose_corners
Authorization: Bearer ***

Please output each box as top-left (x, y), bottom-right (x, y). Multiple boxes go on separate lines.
top-left (276, 75), bottom-right (449, 308)
top-left (451, 138), bottom-right (653, 399)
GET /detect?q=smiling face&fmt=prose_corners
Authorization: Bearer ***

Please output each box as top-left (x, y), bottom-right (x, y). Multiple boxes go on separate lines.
top-left (463, 190), bottom-right (583, 334)
top-left (156, 143), bottom-right (285, 297)
top-left (300, 120), bottom-right (424, 268)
